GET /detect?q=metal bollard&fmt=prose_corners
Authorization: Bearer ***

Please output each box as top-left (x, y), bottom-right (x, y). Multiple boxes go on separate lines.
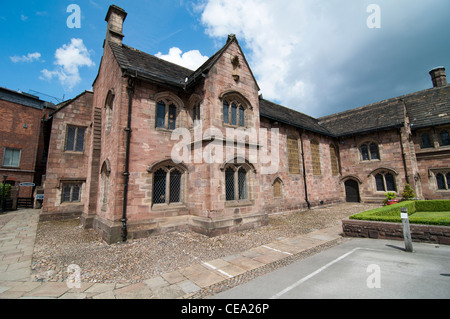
top-left (400, 207), bottom-right (413, 252)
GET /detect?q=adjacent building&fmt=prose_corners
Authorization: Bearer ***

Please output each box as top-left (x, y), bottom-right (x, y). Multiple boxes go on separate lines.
top-left (0, 87), bottom-right (54, 204)
top-left (41, 5), bottom-right (450, 243)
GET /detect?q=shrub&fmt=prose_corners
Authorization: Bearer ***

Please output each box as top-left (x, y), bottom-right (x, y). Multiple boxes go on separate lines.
top-left (0, 184), bottom-right (11, 199)
top-left (383, 192), bottom-right (397, 205)
top-left (401, 184), bottom-right (415, 200)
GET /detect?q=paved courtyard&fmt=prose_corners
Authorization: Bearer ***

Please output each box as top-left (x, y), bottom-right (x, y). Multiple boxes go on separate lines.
top-left (0, 203), bottom-right (378, 299)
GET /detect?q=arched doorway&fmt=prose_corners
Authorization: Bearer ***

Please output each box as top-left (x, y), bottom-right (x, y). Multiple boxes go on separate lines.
top-left (345, 179), bottom-right (360, 203)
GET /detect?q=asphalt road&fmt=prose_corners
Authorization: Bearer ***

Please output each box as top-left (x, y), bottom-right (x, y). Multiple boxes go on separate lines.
top-left (211, 238), bottom-right (450, 299)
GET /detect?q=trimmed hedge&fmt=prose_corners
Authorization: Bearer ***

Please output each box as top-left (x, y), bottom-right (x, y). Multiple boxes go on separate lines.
top-left (415, 200), bottom-right (450, 212)
top-left (349, 200), bottom-right (450, 226)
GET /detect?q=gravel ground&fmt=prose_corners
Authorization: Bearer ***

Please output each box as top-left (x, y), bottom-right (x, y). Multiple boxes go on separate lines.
top-left (31, 203), bottom-right (379, 284)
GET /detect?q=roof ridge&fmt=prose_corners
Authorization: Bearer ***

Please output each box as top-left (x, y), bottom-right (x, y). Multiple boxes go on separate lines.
top-left (318, 85), bottom-right (450, 122)
top-left (260, 98), bottom-right (320, 122)
top-left (121, 43), bottom-right (195, 74)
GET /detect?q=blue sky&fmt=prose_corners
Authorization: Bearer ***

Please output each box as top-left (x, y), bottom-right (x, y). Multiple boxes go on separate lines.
top-left (2, 1), bottom-right (450, 117)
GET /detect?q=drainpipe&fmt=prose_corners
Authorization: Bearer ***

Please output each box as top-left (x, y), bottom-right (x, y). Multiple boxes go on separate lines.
top-left (398, 128), bottom-right (410, 185)
top-left (122, 76), bottom-right (135, 242)
top-left (299, 129), bottom-right (311, 209)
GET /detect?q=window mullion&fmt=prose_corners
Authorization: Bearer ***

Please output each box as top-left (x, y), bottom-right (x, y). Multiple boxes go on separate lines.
top-left (166, 170), bottom-right (171, 204)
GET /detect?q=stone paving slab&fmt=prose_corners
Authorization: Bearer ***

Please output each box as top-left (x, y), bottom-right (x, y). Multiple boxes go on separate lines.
top-left (0, 209), bottom-right (344, 299)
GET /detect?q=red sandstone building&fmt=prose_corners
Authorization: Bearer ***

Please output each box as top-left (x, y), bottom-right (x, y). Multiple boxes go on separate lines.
top-left (0, 87), bottom-right (54, 203)
top-left (41, 5), bottom-right (450, 243)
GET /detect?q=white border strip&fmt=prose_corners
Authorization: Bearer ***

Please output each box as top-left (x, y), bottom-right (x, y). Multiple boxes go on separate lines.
top-left (202, 262), bottom-right (233, 278)
top-left (262, 245), bottom-right (293, 256)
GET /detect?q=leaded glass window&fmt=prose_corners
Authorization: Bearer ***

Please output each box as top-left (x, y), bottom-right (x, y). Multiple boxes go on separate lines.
top-left (61, 183), bottom-right (81, 203)
top-left (156, 100), bottom-right (177, 130)
top-left (238, 168), bottom-right (247, 200)
top-left (225, 164), bottom-right (249, 201)
top-left (153, 169), bottom-right (167, 204)
top-left (152, 164), bottom-right (185, 205)
top-left (374, 171), bottom-right (397, 192)
top-left (360, 142), bottom-right (380, 161)
top-left (222, 99), bottom-right (245, 127)
top-left (65, 126), bottom-right (86, 152)
top-left (225, 167), bottom-right (235, 201)
top-left (169, 169), bottom-right (182, 203)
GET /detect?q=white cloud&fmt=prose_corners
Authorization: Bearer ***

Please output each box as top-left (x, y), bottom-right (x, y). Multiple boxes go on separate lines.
top-left (156, 47), bottom-right (209, 70)
top-left (20, 14), bottom-right (28, 21)
top-left (10, 52), bottom-right (41, 63)
top-left (198, 0), bottom-right (448, 117)
top-left (40, 38), bottom-right (95, 91)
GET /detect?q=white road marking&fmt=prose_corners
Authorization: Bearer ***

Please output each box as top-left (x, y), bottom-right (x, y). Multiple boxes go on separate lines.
top-left (271, 247), bottom-right (369, 299)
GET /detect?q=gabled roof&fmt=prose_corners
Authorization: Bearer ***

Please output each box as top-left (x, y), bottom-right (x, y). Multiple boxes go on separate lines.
top-left (259, 98), bottom-right (333, 136)
top-left (185, 34), bottom-right (260, 91)
top-left (50, 90), bottom-right (93, 116)
top-left (109, 42), bottom-right (193, 89)
top-left (108, 34), bottom-right (260, 92)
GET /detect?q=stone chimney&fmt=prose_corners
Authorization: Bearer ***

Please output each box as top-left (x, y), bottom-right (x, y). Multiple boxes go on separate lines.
top-left (104, 5), bottom-right (127, 47)
top-left (429, 67), bottom-right (447, 88)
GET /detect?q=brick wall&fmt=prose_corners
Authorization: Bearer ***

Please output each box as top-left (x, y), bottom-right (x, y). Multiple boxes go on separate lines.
top-left (41, 92), bottom-right (93, 220)
top-left (0, 99), bottom-right (44, 198)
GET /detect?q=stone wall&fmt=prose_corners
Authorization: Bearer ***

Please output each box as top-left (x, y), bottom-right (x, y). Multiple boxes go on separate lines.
top-left (41, 91), bottom-right (93, 220)
top-left (342, 218), bottom-right (450, 245)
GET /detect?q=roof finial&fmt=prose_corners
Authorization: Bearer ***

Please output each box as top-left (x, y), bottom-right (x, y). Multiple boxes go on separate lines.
top-left (227, 34), bottom-right (236, 42)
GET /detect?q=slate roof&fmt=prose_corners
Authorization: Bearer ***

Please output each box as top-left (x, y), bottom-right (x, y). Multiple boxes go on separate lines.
top-left (318, 98), bottom-right (405, 137)
top-left (109, 42), bottom-right (193, 89)
top-left (259, 98), bottom-right (332, 136)
top-left (401, 86), bottom-right (450, 130)
top-left (107, 39), bottom-right (450, 138)
top-left (318, 85), bottom-right (450, 136)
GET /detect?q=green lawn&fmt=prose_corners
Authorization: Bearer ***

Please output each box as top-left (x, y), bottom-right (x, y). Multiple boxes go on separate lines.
top-left (349, 200), bottom-right (450, 226)
top-left (409, 211), bottom-right (450, 226)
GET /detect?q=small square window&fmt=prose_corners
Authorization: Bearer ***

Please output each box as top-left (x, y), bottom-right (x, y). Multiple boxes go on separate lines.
top-left (3, 148), bottom-right (21, 167)
top-left (61, 183), bottom-right (82, 203)
top-left (65, 126), bottom-right (86, 152)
